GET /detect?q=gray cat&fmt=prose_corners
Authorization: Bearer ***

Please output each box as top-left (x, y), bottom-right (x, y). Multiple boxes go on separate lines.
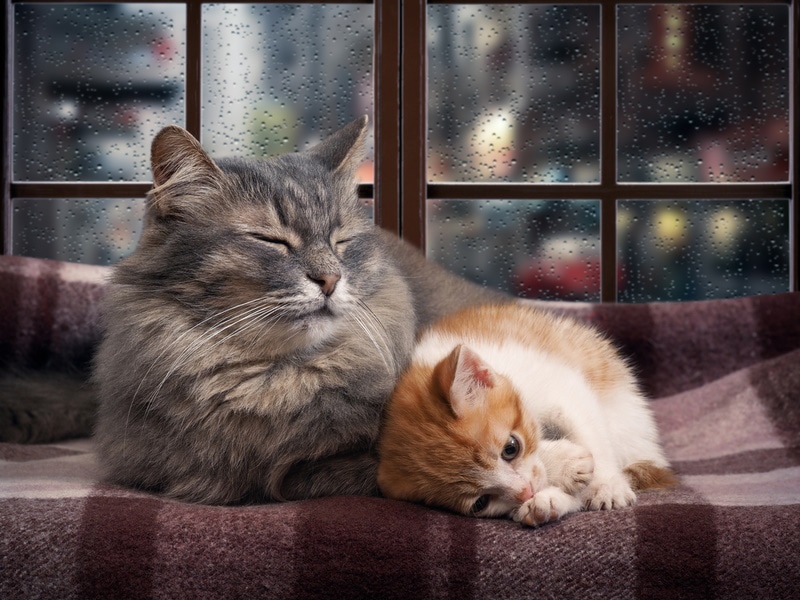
top-left (90, 117), bottom-right (506, 503)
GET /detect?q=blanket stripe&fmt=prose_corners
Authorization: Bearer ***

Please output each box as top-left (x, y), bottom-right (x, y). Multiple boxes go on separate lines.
top-left (588, 293), bottom-right (800, 399)
top-left (752, 350), bottom-right (800, 451)
top-left (292, 497), bottom-right (435, 599)
top-left (76, 495), bottom-right (161, 599)
top-left (714, 506), bottom-right (800, 598)
top-left (635, 503), bottom-right (718, 599)
top-left (0, 256), bottom-right (107, 372)
top-left (672, 447), bottom-right (800, 476)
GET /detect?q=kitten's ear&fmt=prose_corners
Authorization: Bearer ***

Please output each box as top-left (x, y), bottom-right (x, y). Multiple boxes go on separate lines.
top-left (149, 125), bottom-right (223, 217)
top-left (308, 116), bottom-right (368, 175)
top-left (435, 345), bottom-right (496, 417)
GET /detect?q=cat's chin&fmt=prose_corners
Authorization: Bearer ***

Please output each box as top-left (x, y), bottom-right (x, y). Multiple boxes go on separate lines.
top-left (289, 310), bottom-right (344, 348)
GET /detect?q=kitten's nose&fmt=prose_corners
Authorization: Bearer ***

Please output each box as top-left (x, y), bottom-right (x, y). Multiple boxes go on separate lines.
top-left (310, 273), bottom-right (340, 296)
top-left (516, 484), bottom-right (534, 503)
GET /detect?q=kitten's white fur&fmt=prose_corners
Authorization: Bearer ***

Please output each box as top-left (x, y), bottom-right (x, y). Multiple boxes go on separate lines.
top-left (413, 329), bottom-right (669, 522)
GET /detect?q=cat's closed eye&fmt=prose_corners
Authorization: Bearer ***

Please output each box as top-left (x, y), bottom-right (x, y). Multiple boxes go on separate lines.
top-left (248, 232), bottom-right (292, 252)
top-left (333, 237), bottom-right (354, 253)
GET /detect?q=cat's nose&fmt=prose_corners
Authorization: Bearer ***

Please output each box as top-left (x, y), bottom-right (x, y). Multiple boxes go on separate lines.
top-left (516, 484), bottom-right (534, 503)
top-left (310, 273), bottom-right (341, 296)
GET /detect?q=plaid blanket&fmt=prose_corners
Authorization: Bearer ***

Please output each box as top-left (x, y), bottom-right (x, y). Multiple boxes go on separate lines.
top-left (1, 255), bottom-right (799, 599)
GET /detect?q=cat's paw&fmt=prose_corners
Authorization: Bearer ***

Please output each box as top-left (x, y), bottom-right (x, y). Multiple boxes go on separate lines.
top-left (542, 440), bottom-right (595, 494)
top-left (582, 474), bottom-right (636, 511)
top-left (555, 449), bottom-right (594, 494)
top-left (513, 486), bottom-right (582, 527)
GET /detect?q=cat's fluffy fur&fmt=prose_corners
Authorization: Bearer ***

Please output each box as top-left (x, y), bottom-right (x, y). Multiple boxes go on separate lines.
top-left (92, 118), bottom-right (506, 504)
top-left (377, 303), bottom-right (675, 526)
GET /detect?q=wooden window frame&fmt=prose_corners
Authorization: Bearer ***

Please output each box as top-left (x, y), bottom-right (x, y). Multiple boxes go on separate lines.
top-left (2, 0), bottom-right (798, 302)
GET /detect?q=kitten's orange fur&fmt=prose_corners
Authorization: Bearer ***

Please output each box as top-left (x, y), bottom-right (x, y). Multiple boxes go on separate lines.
top-left (378, 303), bottom-right (675, 525)
top-left (380, 347), bottom-right (541, 514)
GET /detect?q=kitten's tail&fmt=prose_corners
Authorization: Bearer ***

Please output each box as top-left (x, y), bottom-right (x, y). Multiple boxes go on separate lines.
top-left (624, 460), bottom-right (679, 491)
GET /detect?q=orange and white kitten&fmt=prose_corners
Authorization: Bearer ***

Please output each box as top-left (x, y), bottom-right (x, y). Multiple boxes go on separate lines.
top-left (377, 303), bottom-right (675, 526)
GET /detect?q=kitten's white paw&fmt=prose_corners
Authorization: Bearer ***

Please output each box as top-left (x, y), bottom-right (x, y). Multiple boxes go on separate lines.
top-left (514, 486), bottom-right (582, 527)
top-left (542, 440), bottom-right (595, 494)
top-left (555, 450), bottom-right (594, 494)
top-left (583, 474), bottom-right (636, 511)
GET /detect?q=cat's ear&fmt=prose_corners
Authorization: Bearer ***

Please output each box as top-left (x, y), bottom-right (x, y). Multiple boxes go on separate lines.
top-left (435, 345), bottom-right (496, 417)
top-left (308, 116), bottom-right (368, 175)
top-left (148, 125), bottom-right (224, 217)
top-left (151, 125), bottom-right (221, 187)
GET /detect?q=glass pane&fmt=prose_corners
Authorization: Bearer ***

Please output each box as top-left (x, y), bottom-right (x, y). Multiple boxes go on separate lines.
top-left (202, 4), bottom-right (374, 182)
top-left (12, 199), bottom-right (145, 265)
top-left (618, 5), bottom-right (790, 182)
top-left (617, 199), bottom-right (790, 302)
top-left (427, 200), bottom-right (600, 301)
top-left (13, 4), bottom-right (185, 181)
top-left (360, 198), bottom-right (374, 223)
top-left (428, 5), bottom-right (600, 183)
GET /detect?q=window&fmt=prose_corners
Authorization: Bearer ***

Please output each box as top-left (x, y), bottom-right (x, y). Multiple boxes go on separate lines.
top-left (6, 2), bottom-right (376, 263)
top-left (3, 1), bottom-right (798, 302)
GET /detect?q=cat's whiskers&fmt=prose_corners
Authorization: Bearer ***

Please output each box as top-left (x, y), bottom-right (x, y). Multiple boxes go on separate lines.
top-left (192, 302), bottom-right (292, 363)
top-left (125, 298), bottom-right (291, 450)
top-left (172, 302), bottom-right (300, 431)
top-left (356, 299), bottom-right (396, 362)
top-left (142, 301), bottom-right (289, 409)
top-left (347, 300), bottom-right (396, 375)
top-left (123, 295), bottom-right (281, 456)
top-left (129, 295), bottom-right (275, 405)
top-left (137, 303), bottom-right (285, 435)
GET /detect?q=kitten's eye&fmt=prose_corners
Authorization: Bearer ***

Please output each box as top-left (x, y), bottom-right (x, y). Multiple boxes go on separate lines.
top-left (471, 495), bottom-right (490, 515)
top-left (501, 435), bottom-right (521, 461)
